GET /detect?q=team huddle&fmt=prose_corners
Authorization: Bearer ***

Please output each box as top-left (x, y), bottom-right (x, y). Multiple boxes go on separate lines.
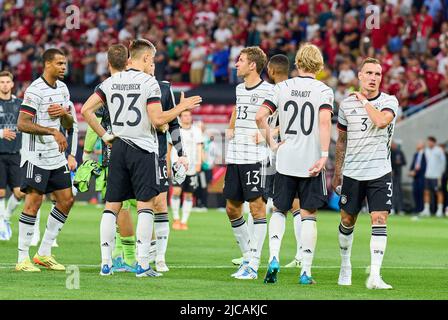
top-left (0, 39), bottom-right (398, 289)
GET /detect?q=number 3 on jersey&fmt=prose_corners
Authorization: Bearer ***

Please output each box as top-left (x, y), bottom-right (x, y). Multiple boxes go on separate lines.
top-left (111, 93), bottom-right (142, 127)
top-left (284, 100), bottom-right (314, 136)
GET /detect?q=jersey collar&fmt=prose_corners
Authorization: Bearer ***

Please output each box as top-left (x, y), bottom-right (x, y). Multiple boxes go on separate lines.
top-left (245, 79), bottom-right (263, 91)
top-left (367, 92), bottom-right (382, 101)
top-left (40, 76), bottom-right (57, 89)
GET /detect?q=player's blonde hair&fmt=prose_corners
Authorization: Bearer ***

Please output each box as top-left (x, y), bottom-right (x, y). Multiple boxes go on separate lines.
top-left (0, 71), bottom-right (13, 80)
top-left (359, 57), bottom-right (381, 71)
top-left (295, 43), bottom-right (324, 74)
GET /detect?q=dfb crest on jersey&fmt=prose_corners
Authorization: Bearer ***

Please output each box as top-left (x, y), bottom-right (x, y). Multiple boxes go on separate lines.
top-left (250, 94), bottom-right (259, 105)
top-left (35, 174), bottom-right (42, 184)
top-left (340, 194), bottom-right (347, 204)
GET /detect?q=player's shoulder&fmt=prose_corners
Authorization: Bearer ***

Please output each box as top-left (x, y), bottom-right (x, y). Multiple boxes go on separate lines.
top-left (379, 92), bottom-right (399, 104)
top-left (236, 83), bottom-right (245, 91)
top-left (25, 77), bottom-right (46, 93)
top-left (260, 80), bottom-right (274, 90)
top-left (339, 94), bottom-right (358, 109)
top-left (158, 80), bottom-right (171, 90)
top-left (55, 79), bottom-right (68, 89)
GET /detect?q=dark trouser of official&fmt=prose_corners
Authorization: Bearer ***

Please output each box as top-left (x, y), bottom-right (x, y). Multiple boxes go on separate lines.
top-left (413, 177), bottom-right (425, 213)
top-left (392, 172), bottom-right (403, 213)
top-left (194, 169), bottom-right (212, 208)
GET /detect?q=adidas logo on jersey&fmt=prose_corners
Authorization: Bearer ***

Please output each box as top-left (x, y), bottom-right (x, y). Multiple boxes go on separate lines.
top-left (386, 200), bottom-right (392, 205)
top-left (251, 186), bottom-right (259, 192)
top-left (350, 109), bottom-right (357, 114)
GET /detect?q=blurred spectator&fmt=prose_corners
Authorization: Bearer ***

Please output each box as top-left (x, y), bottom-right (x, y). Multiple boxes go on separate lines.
top-left (189, 37), bottom-right (207, 85)
top-left (424, 57), bottom-right (445, 97)
top-left (403, 69), bottom-right (427, 110)
top-left (409, 141), bottom-right (427, 213)
top-left (5, 31), bottom-right (23, 68)
top-left (391, 141), bottom-right (407, 215)
top-left (338, 61), bottom-right (356, 85)
top-left (228, 38), bottom-right (244, 84)
top-left (212, 42), bottom-right (229, 84)
top-left (213, 20), bottom-right (232, 43)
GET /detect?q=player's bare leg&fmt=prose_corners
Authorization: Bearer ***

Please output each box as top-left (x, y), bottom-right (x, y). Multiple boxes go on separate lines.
top-left (337, 210), bottom-right (358, 286)
top-left (180, 192), bottom-right (193, 230)
top-left (299, 209), bottom-right (317, 284)
top-left (33, 187), bottom-right (73, 271)
top-left (171, 186), bottom-right (182, 229)
top-left (366, 211), bottom-right (392, 289)
top-left (153, 192), bottom-right (170, 271)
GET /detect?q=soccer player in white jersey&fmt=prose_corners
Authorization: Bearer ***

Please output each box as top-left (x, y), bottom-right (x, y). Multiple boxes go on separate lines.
top-left (224, 46), bottom-right (272, 280)
top-left (332, 57), bottom-right (399, 289)
top-left (170, 110), bottom-right (203, 231)
top-left (256, 44), bottom-right (333, 285)
top-left (82, 39), bottom-right (201, 277)
top-left (16, 48), bottom-right (75, 272)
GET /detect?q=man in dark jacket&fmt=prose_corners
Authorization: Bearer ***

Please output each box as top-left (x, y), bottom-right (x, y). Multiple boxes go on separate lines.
top-left (409, 141), bottom-right (426, 213)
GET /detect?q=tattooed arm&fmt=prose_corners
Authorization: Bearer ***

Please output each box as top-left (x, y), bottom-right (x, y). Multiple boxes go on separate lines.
top-left (331, 130), bottom-right (347, 191)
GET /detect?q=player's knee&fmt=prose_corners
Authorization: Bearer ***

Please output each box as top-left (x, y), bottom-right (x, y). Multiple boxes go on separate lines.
top-left (249, 201), bottom-right (265, 219)
top-left (371, 212), bottom-right (388, 225)
top-left (184, 193), bottom-right (193, 201)
top-left (58, 195), bottom-right (74, 213)
top-left (0, 189), bottom-right (6, 197)
top-left (13, 189), bottom-right (25, 200)
top-left (341, 215), bottom-right (355, 228)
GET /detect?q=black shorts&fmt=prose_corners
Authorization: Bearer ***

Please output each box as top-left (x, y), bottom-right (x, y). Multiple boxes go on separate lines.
top-left (0, 153), bottom-right (21, 190)
top-left (223, 162), bottom-right (267, 202)
top-left (339, 173), bottom-right (393, 215)
top-left (20, 161), bottom-right (72, 194)
top-left (424, 178), bottom-right (442, 192)
top-left (158, 159), bottom-right (169, 193)
top-left (172, 174), bottom-right (198, 194)
top-left (106, 138), bottom-right (160, 202)
top-left (273, 172), bottom-right (328, 212)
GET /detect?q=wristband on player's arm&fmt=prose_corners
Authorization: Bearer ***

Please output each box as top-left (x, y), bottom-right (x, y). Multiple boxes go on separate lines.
top-left (321, 151), bottom-right (329, 158)
top-left (0, 129), bottom-right (3, 139)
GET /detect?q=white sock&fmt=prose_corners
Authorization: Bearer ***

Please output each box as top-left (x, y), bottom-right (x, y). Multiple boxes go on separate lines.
top-left (424, 203), bottom-right (430, 213)
top-left (6, 194), bottom-right (21, 220)
top-left (33, 209), bottom-right (41, 237)
top-left (370, 225), bottom-right (387, 277)
top-left (171, 196), bottom-right (180, 221)
top-left (0, 197), bottom-right (6, 220)
top-left (230, 216), bottom-right (251, 261)
top-left (100, 210), bottom-right (116, 267)
top-left (38, 207), bottom-right (67, 257)
top-left (248, 217), bottom-right (267, 272)
top-left (338, 222), bottom-right (354, 268)
top-left (136, 209), bottom-right (154, 269)
top-left (181, 199), bottom-right (193, 224)
top-left (154, 212), bottom-right (169, 262)
top-left (268, 211), bottom-right (286, 262)
top-left (437, 203), bottom-right (443, 213)
top-left (246, 211), bottom-right (254, 239)
top-left (300, 217), bottom-right (317, 276)
top-left (292, 210), bottom-right (302, 261)
top-left (18, 212), bottom-right (36, 263)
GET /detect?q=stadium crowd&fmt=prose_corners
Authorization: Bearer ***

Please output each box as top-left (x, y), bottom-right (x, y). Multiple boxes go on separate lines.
top-left (1, 0), bottom-right (448, 115)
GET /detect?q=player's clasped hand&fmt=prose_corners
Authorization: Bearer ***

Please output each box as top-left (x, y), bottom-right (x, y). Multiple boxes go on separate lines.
top-left (177, 156), bottom-right (189, 171)
top-left (48, 104), bottom-right (68, 118)
top-left (350, 91), bottom-right (367, 101)
top-left (308, 157), bottom-right (327, 177)
top-left (52, 129), bottom-right (68, 153)
top-left (2, 128), bottom-right (16, 141)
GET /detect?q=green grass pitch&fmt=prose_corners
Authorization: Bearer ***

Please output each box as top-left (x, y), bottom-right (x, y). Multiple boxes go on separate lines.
top-left (1, 202), bottom-right (448, 300)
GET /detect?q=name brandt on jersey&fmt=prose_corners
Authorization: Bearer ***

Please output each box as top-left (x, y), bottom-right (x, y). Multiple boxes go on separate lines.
top-left (111, 84), bottom-right (141, 91)
top-left (291, 90), bottom-right (311, 98)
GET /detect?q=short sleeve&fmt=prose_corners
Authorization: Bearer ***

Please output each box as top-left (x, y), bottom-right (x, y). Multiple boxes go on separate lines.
top-left (195, 127), bottom-right (204, 144)
top-left (319, 87), bottom-right (334, 114)
top-left (146, 78), bottom-right (162, 106)
top-left (380, 95), bottom-right (399, 119)
top-left (20, 86), bottom-right (41, 116)
top-left (337, 101), bottom-right (348, 132)
top-left (95, 83), bottom-right (106, 104)
top-left (262, 84), bottom-right (280, 113)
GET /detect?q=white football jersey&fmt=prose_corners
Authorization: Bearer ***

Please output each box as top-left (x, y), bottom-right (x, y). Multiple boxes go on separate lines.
top-left (170, 125), bottom-right (203, 176)
top-left (20, 77), bottom-right (70, 170)
top-left (337, 92), bottom-right (399, 181)
top-left (263, 76), bottom-right (334, 177)
top-left (95, 68), bottom-right (161, 154)
top-left (226, 80), bottom-right (273, 164)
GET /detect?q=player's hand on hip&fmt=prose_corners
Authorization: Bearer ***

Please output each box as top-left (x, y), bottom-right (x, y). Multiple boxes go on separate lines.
top-left (48, 104), bottom-right (68, 118)
top-left (177, 156), bottom-right (189, 170)
top-left (101, 132), bottom-right (115, 146)
top-left (52, 130), bottom-right (68, 153)
top-left (67, 155), bottom-right (78, 171)
top-left (308, 157), bottom-right (327, 177)
top-left (253, 131), bottom-right (265, 144)
top-left (179, 92), bottom-right (202, 110)
top-left (271, 140), bottom-right (284, 152)
top-left (225, 128), bottom-right (234, 140)
top-left (2, 128), bottom-right (16, 141)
